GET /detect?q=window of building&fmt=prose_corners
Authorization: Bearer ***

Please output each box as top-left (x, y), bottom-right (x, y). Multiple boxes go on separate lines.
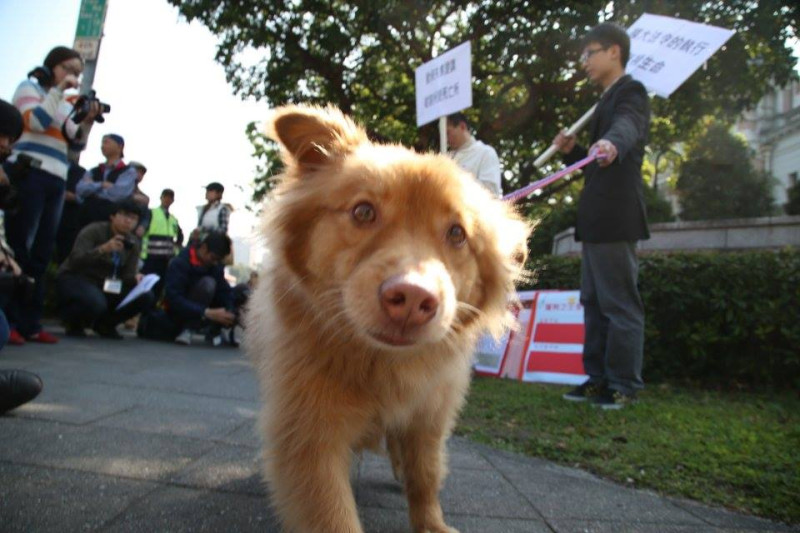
top-left (790, 172), bottom-right (798, 186)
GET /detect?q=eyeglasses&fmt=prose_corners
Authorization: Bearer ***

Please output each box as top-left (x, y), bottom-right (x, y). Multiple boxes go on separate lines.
top-left (580, 47), bottom-right (608, 63)
top-left (57, 63), bottom-right (83, 77)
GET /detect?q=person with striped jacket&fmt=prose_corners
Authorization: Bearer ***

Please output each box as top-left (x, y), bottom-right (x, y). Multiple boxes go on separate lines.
top-left (2, 46), bottom-right (101, 344)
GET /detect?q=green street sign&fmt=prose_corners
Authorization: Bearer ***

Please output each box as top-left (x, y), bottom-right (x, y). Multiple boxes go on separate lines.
top-left (75, 0), bottom-right (108, 39)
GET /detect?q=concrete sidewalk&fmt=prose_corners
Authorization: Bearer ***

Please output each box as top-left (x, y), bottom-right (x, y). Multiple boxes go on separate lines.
top-left (0, 328), bottom-right (794, 532)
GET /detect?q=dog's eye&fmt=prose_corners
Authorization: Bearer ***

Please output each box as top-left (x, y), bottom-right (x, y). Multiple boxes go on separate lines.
top-left (351, 202), bottom-right (377, 224)
top-left (447, 224), bottom-right (467, 247)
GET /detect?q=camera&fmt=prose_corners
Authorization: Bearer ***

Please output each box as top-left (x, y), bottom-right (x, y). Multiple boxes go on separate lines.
top-left (122, 235), bottom-right (136, 251)
top-left (72, 90), bottom-right (110, 123)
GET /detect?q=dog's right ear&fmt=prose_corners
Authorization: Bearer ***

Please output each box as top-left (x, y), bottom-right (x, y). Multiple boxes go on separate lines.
top-left (267, 105), bottom-right (368, 170)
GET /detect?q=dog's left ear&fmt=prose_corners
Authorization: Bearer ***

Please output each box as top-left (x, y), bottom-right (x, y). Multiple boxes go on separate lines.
top-left (267, 105), bottom-right (368, 170)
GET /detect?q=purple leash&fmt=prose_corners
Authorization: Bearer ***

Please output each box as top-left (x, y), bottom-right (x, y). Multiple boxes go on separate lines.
top-left (503, 150), bottom-right (604, 204)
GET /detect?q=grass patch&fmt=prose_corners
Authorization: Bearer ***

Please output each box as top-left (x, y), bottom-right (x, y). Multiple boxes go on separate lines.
top-left (456, 377), bottom-right (800, 525)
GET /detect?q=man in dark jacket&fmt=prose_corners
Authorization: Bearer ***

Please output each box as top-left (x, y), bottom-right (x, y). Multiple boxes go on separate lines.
top-left (57, 199), bottom-right (154, 339)
top-left (164, 232), bottom-right (234, 345)
top-left (553, 22), bottom-right (650, 409)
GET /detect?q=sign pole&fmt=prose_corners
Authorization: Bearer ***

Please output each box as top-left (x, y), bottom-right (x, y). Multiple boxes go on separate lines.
top-left (533, 104), bottom-right (596, 168)
top-left (71, 0), bottom-right (109, 163)
top-left (439, 116), bottom-right (447, 154)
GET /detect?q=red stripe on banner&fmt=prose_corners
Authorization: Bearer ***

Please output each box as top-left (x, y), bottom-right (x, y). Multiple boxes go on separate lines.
top-left (526, 351), bottom-right (585, 374)
top-left (533, 323), bottom-right (585, 344)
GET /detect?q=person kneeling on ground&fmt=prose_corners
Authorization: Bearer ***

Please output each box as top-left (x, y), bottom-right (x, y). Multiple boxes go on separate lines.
top-left (164, 232), bottom-right (234, 345)
top-left (57, 199), bottom-right (155, 339)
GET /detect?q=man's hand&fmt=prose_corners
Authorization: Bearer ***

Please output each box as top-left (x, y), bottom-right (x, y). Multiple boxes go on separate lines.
top-left (101, 235), bottom-right (125, 254)
top-left (101, 181), bottom-right (114, 190)
top-left (135, 273), bottom-right (144, 283)
top-left (552, 129), bottom-right (577, 155)
top-left (204, 308), bottom-right (235, 327)
top-left (0, 167), bottom-right (9, 187)
top-left (591, 139), bottom-right (618, 167)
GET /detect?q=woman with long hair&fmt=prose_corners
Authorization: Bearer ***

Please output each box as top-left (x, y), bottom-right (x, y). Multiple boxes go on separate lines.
top-left (3, 46), bottom-right (100, 344)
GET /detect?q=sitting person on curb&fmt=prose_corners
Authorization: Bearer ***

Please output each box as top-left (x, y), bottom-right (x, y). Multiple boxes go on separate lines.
top-left (164, 232), bottom-right (234, 345)
top-left (57, 199), bottom-right (155, 339)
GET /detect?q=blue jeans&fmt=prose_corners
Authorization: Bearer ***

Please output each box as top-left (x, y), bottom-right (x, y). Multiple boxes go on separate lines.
top-left (3, 166), bottom-right (66, 337)
top-left (0, 309), bottom-right (9, 350)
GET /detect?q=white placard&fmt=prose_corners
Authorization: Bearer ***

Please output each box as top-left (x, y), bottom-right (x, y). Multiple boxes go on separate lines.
top-left (415, 42), bottom-right (472, 127)
top-left (626, 13), bottom-right (734, 98)
top-left (116, 273), bottom-right (160, 310)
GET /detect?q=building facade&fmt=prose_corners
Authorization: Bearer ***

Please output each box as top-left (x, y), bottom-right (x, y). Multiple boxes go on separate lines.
top-left (736, 79), bottom-right (800, 207)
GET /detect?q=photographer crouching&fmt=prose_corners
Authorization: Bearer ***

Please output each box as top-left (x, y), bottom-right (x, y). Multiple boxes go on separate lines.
top-left (3, 46), bottom-right (105, 345)
top-left (57, 199), bottom-right (154, 340)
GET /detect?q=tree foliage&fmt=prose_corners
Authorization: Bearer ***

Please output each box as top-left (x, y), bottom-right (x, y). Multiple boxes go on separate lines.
top-left (169, 0), bottom-right (798, 207)
top-left (676, 120), bottom-right (775, 221)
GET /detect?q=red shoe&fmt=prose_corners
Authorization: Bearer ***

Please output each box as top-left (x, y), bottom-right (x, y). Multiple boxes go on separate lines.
top-left (26, 331), bottom-right (59, 344)
top-left (7, 329), bottom-right (26, 346)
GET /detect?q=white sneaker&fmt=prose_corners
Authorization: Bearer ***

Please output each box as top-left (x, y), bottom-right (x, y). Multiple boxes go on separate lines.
top-left (175, 329), bottom-right (192, 345)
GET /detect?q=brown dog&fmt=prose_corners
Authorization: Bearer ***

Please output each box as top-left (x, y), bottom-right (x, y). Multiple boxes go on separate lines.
top-left (245, 105), bottom-right (530, 532)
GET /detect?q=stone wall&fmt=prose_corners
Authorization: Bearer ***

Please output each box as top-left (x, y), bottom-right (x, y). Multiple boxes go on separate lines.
top-left (552, 215), bottom-right (800, 256)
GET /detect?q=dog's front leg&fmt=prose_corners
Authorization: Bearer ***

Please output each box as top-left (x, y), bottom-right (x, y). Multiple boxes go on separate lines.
top-left (397, 419), bottom-right (458, 533)
top-left (268, 430), bottom-right (362, 533)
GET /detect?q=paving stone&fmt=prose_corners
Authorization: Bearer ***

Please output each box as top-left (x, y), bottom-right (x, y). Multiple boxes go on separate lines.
top-left (0, 462), bottom-right (156, 533)
top-left (101, 485), bottom-right (280, 533)
top-left (356, 453), bottom-right (539, 520)
top-left (170, 443), bottom-right (266, 496)
top-left (2, 424), bottom-right (214, 481)
top-left (483, 447), bottom-right (706, 526)
top-left (94, 404), bottom-right (245, 440)
top-left (668, 497), bottom-right (797, 532)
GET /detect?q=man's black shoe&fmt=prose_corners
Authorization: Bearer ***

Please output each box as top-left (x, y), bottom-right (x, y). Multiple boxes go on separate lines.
top-left (94, 324), bottom-right (123, 340)
top-left (562, 380), bottom-right (603, 402)
top-left (0, 370), bottom-right (44, 414)
top-left (591, 388), bottom-right (637, 410)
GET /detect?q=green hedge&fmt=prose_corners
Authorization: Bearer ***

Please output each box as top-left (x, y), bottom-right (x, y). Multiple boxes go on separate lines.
top-left (523, 250), bottom-right (800, 389)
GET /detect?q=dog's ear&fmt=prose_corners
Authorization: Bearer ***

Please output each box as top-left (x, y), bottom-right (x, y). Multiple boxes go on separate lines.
top-left (267, 105), bottom-right (368, 170)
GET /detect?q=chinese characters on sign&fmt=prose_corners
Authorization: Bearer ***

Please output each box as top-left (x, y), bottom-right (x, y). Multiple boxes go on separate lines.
top-left (625, 13), bottom-right (734, 98)
top-left (415, 42), bottom-right (472, 127)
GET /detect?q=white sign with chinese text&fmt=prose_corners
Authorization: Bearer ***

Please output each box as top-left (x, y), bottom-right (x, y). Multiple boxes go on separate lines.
top-left (626, 13), bottom-right (734, 98)
top-left (415, 42), bottom-right (472, 127)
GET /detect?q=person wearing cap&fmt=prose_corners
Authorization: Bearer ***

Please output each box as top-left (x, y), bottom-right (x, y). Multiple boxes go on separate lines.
top-left (3, 46), bottom-right (101, 345)
top-left (195, 182), bottom-right (232, 237)
top-left (127, 161), bottom-right (151, 237)
top-left (76, 133), bottom-right (140, 228)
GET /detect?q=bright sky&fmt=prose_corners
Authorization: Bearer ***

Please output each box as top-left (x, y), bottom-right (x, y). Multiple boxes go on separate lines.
top-left (0, 0), bottom-right (265, 244)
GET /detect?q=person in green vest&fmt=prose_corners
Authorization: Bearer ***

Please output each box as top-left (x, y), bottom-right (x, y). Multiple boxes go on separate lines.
top-left (141, 188), bottom-right (183, 298)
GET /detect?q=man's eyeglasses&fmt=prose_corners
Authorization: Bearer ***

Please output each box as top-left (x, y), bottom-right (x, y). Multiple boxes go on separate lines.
top-left (580, 47), bottom-right (608, 63)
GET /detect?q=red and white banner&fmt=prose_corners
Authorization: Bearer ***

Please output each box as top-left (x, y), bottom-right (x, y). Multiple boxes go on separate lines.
top-left (522, 291), bottom-right (587, 385)
top-left (474, 290), bottom-right (587, 385)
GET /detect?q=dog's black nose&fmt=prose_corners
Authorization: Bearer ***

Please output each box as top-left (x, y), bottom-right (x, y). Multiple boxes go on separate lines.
top-left (379, 275), bottom-right (439, 328)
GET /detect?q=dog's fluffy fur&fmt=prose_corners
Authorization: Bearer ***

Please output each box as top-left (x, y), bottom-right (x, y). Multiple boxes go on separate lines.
top-left (245, 105), bottom-right (531, 533)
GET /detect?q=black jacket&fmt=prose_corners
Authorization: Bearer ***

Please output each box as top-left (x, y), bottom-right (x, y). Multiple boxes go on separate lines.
top-left (565, 75), bottom-right (650, 243)
top-left (164, 245), bottom-right (233, 321)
